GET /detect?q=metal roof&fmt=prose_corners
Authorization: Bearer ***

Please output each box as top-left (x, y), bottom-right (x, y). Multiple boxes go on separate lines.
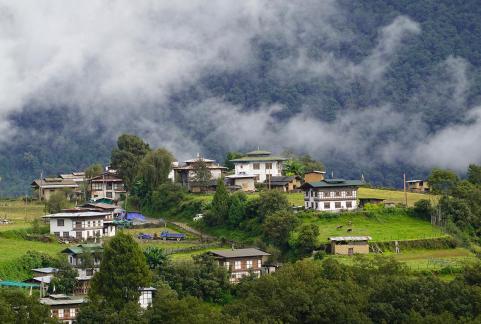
top-left (225, 174), bottom-right (257, 179)
top-left (32, 267), bottom-right (58, 274)
top-left (245, 150), bottom-right (272, 156)
top-left (209, 248), bottom-right (270, 258)
top-left (230, 156), bottom-right (287, 162)
top-left (40, 295), bottom-right (85, 306)
top-left (42, 211), bottom-right (110, 219)
top-left (0, 281), bottom-right (40, 288)
top-left (61, 244), bottom-right (103, 255)
top-left (329, 236), bottom-right (372, 242)
top-left (302, 179), bottom-right (364, 189)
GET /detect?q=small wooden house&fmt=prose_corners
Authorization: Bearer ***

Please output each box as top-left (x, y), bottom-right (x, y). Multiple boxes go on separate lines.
top-left (329, 236), bottom-right (372, 255)
top-left (406, 179), bottom-right (430, 193)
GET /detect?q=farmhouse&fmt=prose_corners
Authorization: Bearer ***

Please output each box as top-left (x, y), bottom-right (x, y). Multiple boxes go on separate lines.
top-left (88, 171), bottom-right (126, 201)
top-left (42, 211), bottom-right (110, 240)
top-left (59, 172), bottom-right (86, 185)
top-left (302, 179), bottom-right (364, 211)
top-left (268, 175), bottom-right (302, 192)
top-left (225, 174), bottom-right (256, 192)
top-left (329, 236), bottom-right (372, 255)
top-left (406, 179), bottom-right (430, 193)
top-left (40, 294), bottom-right (85, 324)
top-left (208, 248), bottom-right (271, 283)
top-left (230, 150), bottom-right (286, 183)
top-left (173, 156), bottom-right (227, 192)
top-left (62, 244), bottom-right (103, 295)
top-left (31, 178), bottom-right (79, 201)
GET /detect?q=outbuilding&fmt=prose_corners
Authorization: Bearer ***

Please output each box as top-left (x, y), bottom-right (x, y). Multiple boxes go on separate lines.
top-left (329, 236), bottom-right (372, 255)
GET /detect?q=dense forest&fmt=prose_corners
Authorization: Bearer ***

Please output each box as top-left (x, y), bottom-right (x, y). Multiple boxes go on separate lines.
top-left (2, 0), bottom-right (481, 195)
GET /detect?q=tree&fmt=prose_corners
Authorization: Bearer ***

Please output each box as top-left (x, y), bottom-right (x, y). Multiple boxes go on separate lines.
top-left (190, 158), bottom-right (212, 192)
top-left (257, 190), bottom-right (290, 221)
top-left (262, 210), bottom-right (299, 249)
top-left (206, 178), bottom-right (230, 226)
top-left (428, 169), bottom-right (459, 194)
top-left (149, 182), bottom-right (186, 212)
top-left (224, 151), bottom-right (244, 171)
top-left (49, 260), bottom-right (77, 295)
top-left (85, 163), bottom-right (103, 179)
top-left (88, 232), bottom-right (151, 311)
top-left (0, 289), bottom-right (56, 323)
top-left (284, 159), bottom-right (305, 177)
top-left (467, 164), bottom-right (481, 186)
top-left (294, 223), bottom-right (320, 256)
top-left (111, 134), bottom-right (151, 190)
top-left (227, 193), bottom-right (246, 227)
top-left (45, 191), bottom-right (69, 213)
top-left (144, 246), bottom-right (168, 270)
top-left (137, 148), bottom-right (174, 193)
top-left (413, 199), bottom-right (433, 221)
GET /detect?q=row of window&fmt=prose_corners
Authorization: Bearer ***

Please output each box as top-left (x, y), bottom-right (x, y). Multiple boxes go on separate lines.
top-left (307, 201), bottom-right (354, 209)
top-left (224, 259), bottom-right (262, 270)
top-left (306, 190), bottom-right (357, 198)
top-left (52, 307), bottom-right (76, 319)
top-left (229, 270), bottom-right (261, 282)
top-left (91, 183), bottom-right (124, 191)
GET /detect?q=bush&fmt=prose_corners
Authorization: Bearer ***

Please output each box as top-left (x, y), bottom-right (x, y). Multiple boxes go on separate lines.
top-left (45, 192), bottom-right (68, 213)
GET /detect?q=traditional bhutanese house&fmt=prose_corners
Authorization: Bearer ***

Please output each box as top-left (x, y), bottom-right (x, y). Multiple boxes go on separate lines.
top-left (42, 211), bottom-right (110, 240)
top-left (173, 156), bottom-right (227, 192)
top-left (329, 236), bottom-right (372, 255)
top-left (88, 172), bottom-right (126, 201)
top-left (358, 197), bottom-right (385, 209)
top-left (40, 294), bottom-right (85, 324)
top-left (31, 178), bottom-right (79, 201)
top-left (268, 175), bottom-right (302, 192)
top-left (301, 179), bottom-right (364, 212)
top-left (406, 179), bottom-right (430, 193)
top-left (303, 170), bottom-right (326, 183)
top-left (225, 174), bottom-right (257, 192)
top-left (208, 248), bottom-right (271, 283)
top-left (62, 244), bottom-right (103, 295)
top-left (230, 150), bottom-right (287, 183)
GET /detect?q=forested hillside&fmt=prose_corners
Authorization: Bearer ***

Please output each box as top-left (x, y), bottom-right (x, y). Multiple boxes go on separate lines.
top-left (1, 0), bottom-right (481, 195)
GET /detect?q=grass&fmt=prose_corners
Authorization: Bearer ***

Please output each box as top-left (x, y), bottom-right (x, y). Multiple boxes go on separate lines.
top-left (0, 199), bottom-right (46, 232)
top-left (330, 248), bottom-right (478, 273)
top-left (188, 187), bottom-right (436, 208)
top-left (299, 209), bottom-right (445, 242)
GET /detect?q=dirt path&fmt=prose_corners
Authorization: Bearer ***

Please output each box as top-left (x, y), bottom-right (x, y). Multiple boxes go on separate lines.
top-left (171, 221), bottom-right (215, 241)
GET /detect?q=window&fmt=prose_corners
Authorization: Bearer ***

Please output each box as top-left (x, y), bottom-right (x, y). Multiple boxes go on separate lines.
top-left (70, 308), bottom-right (76, 318)
top-left (75, 221), bottom-right (82, 229)
top-left (257, 259), bottom-right (262, 268)
top-left (54, 232), bottom-right (60, 237)
top-left (106, 192), bottom-right (113, 198)
top-left (224, 261), bottom-right (230, 270)
top-left (63, 232), bottom-right (69, 238)
top-left (335, 191), bottom-right (341, 197)
top-left (86, 269), bottom-right (94, 276)
top-left (335, 202), bottom-right (341, 209)
top-left (92, 183), bottom-right (103, 190)
top-left (58, 309), bottom-right (64, 319)
top-left (235, 261), bottom-right (241, 270)
top-left (330, 192), bottom-right (335, 197)
top-left (311, 190), bottom-right (316, 198)
top-left (265, 163), bottom-right (272, 170)
top-left (246, 260), bottom-right (253, 269)
top-left (253, 163), bottom-right (260, 170)
top-left (57, 219), bottom-right (64, 226)
top-left (346, 201), bottom-right (352, 208)
top-left (319, 192), bottom-right (324, 198)
top-left (352, 190), bottom-right (357, 197)
top-left (323, 202), bottom-right (330, 209)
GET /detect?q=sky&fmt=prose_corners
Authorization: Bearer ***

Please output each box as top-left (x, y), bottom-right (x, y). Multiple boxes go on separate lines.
top-left (0, 0), bottom-right (480, 172)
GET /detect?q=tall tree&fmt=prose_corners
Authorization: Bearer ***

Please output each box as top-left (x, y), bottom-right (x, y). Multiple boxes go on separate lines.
top-left (190, 158), bottom-right (212, 192)
top-left (207, 178), bottom-right (230, 226)
top-left (428, 168), bottom-right (459, 194)
top-left (88, 232), bottom-right (151, 311)
top-left (224, 151), bottom-right (244, 171)
top-left (85, 163), bottom-right (104, 179)
top-left (262, 210), bottom-right (299, 249)
top-left (467, 164), bottom-right (481, 186)
top-left (45, 191), bottom-right (69, 213)
top-left (111, 134), bottom-right (151, 190)
top-left (257, 190), bottom-right (290, 221)
top-left (137, 148), bottom-right (174, 193)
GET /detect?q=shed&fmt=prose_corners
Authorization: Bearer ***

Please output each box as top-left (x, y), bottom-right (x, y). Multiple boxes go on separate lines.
top-left (329, 236), bottom-right (372, 255)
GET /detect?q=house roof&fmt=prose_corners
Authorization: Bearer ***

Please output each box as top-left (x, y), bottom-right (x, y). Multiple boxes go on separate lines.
top-left (230, 155), bottom-right (287, 162)
top-left (329, 236), bottom-right (372, 242)
top-left (32, 267), bottom-right (58, 274)
top-left (40, 295), bottom-right (85, 306)
top-left (90, 174), bottom-right (123, 182)
top-left (406, 179), bottom-right (424, 183)
top-left (305, 170), bottom-right (326, 174)
top-left (269, 175), bottom-right (300, 186)
top-left (42, 211), bottom-right (110, 219)
top-left (81, 202), bottom-right (117, 210)
top-left (32, 275), bottom-right (53, 284)
top-left (173, 164), bottom-right (227, 171)
top-left (183, 157), bottom-right (215, 163)
top-left (61, 244), bottom-right (103, 255)
top-left (245, 150), bottom-right (272, 156)
top-left (301, 179), bottom-right (364, 189)
top-left (225, 174), bottom-right (257, 179)
top-left (31, 178), bottom-right (79, 189)
top-left (209, 248), bottom-right (270, 258)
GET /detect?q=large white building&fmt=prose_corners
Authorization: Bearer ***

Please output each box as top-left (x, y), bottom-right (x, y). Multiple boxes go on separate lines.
top-left (230, 150), bottom-right (286, 183)
top-left (43, 211), bottom-right (111, 240)
top-left (302, 179), bottom-right (363, 212)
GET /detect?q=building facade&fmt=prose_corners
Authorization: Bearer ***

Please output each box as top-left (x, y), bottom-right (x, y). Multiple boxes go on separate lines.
top-left (209, 248), bottom-right (270, 283)
top-left (225, 174), bottom-right (256, 192)
top-left (43, 211), bottom-right (110, 240)
top-left (230, 150), bottom-right (286, 183)
top-left (172, 156), bottom-right (227, 191)
top-left (269, 175), bottom-right (302, 192)
top-left (302, 179), bottom-right (363, 212)
top-left (31, 178), bottom-right (79, 201)
top-left (40, 294), bottom-right (85, 324)
top-left (62, 244), bottom-right (103, 295)
top-left (406, 179), bottom-right (430, 193)
top-left (329, 236), bottom-right (371, 255)
top-left (88, 172), bottom-right (126, 201)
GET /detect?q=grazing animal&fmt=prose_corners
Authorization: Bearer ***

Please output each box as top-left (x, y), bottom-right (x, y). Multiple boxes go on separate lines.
top-left (336, 225), bottom-right (343, 229)
top-left (347, 228), bottom-right (352, 232)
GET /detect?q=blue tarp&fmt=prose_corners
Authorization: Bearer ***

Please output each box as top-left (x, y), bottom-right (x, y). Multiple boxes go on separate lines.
top-left (126, 212), bottom-right (145, 221)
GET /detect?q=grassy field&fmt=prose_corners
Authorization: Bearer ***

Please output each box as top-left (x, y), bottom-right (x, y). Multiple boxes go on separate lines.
top-left (331, 248), bottom-right (478, 273)
top-left (189, 187), bottom-right (436, 207)
top-left (298, 209), bottom-right (445, 242)
top-left (0, 200), bottom-right (46, 231)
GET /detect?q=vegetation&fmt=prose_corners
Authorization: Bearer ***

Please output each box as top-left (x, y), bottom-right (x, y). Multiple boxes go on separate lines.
top-left (44, 191), bottom-right (69, 214)
top-left (0, 289), bottom-right (56, 323)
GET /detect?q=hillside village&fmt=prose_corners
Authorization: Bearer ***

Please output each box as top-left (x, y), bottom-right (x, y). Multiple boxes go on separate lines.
top-left (3, 134), bottom-right (481, 323)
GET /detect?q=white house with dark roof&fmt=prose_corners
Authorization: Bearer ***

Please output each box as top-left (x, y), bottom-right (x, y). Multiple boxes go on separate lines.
top-left (208, 248), bottom-right (271, 283)
top-left (230, 150), bottom-right (287, 183)
top-left (172, 156), bottom-right (227, 191)
top-left (42, 211), bottom-right (110, 240)
top-left (301, 179), bottom-right (364, 212)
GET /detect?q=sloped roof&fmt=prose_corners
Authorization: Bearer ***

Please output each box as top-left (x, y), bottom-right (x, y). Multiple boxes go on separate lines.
top-left (230, 155), bottom-right (287, 162)
top-left (245, 150), bottom-right (271, 156)
top-left (61, 244), bottom-right (103, 255)
top-left (301, 179), bottom-right (364, 189)
top-left (42, 211), bottom-right (110, 219)
top-left (209, 248), bottom-right (270, 258)
top-left (31, 178), bottom-right (79, 188)
top-left (329, 236), bottom-right (372, 242)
